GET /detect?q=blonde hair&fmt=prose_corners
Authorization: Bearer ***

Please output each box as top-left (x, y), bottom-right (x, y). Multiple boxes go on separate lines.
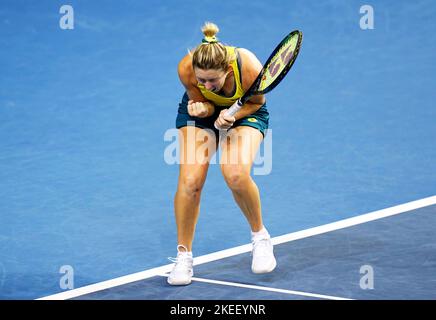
top-left (192, 22), bottom-right (234, 71)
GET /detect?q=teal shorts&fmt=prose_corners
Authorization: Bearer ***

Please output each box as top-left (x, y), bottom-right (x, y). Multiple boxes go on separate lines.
top-left (176, 92), bottom-right (269, 137)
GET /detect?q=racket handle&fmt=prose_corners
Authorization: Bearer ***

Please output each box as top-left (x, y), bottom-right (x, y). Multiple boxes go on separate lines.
top-left (214, 99), bottom-right (242, 130)
top-left (225, 99), bottom-right (243, 117)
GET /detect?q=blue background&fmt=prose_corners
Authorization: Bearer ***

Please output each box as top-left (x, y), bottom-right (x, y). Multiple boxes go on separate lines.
top-left (0, 0), bottom-right (435, 299)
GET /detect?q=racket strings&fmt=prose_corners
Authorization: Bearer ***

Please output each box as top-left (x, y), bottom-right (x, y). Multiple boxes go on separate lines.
top-left (260, 35), bottom-right (299, 91)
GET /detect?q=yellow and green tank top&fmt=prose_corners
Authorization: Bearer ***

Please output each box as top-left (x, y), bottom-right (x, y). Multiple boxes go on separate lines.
top-left (197, 46), bottom-right (244, 107)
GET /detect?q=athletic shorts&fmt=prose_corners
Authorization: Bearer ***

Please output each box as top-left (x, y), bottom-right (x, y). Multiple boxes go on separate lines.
top-left (175, 92), bottom-right (269, 137)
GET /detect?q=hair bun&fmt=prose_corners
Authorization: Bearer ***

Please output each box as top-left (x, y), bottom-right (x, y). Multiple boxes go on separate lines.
top-left (201, 22), bottom-right (219, 44)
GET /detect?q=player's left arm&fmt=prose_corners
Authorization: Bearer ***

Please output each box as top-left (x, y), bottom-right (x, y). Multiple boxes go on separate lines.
top-left (232, 48), bottom-right (266, 121)
top-left (215, 49), bottom-right (265, 130)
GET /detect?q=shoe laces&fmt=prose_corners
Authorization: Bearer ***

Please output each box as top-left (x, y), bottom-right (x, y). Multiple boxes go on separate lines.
top-left (252, 237), bottom-right (271, 257)
top-left (168, 245), bottom-right (192, 266)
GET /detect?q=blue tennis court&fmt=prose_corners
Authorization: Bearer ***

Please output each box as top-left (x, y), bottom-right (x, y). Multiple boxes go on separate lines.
top-left (42, 199), bottom-right (436, 300)
top-left (1, 0), bottom-right (435, 301)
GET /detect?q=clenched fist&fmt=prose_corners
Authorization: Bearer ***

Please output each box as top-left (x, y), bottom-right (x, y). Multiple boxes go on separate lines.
top-left (188, 100), bottom-right (213, 118)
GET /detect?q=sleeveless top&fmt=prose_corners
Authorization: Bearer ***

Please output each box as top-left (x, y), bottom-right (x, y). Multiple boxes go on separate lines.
top-left (197, 46), bottom-right (244, 107)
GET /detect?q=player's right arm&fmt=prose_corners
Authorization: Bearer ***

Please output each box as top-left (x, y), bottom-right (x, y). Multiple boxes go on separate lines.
top-left (178, 55), bottom-right (215, 118)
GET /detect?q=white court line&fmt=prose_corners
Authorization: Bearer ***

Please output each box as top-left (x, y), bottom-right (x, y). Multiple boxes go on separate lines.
top-left (193, 195), bottom-right (436, 265)
top-left (188, 276), bottom-right (352, 300)
top-left (37, 264), bottom-right (176, 300)
top-left (38, 195), bottom-right (436, 300)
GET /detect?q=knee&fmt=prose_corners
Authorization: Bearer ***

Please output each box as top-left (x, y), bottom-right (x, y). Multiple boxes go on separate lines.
top-left (179, 174), bottom-right (204, 197)
top-left (221, 165), bottom-right (250, 191)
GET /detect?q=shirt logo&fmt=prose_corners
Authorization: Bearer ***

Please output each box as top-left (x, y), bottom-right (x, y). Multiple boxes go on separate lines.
top-left (247, 118), bottom-right (258, 123)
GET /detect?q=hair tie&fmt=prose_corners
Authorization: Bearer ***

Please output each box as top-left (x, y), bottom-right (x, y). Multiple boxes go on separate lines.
top-left (202, 35), bottom-right (219, 44)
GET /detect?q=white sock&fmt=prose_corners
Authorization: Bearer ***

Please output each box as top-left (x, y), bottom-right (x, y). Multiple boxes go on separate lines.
top-left (251, 226), bottom-right (270, 241)
top-left (177, 245), bottom-right (193, 257)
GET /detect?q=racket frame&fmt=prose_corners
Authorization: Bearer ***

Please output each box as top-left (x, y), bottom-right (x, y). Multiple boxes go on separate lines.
top-left (225, 30), bottom-right (303, 117)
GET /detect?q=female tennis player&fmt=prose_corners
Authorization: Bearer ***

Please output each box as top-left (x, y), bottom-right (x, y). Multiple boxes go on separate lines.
top-left (168, 22), bottom-right (276, 285)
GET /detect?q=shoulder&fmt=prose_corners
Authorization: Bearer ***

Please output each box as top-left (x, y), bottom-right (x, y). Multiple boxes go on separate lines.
top-left (237, 48), bottom-right (262, 69)
top-left (236, 48), bottom-right (263, 89)
top-left (177, 53), bottom-right (207, 102)
top-left (178, 53), bottom-right (196, 87)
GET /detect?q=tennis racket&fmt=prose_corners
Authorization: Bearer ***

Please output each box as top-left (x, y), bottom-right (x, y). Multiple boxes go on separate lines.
top-left (215, 30), bottom-right (303, 128)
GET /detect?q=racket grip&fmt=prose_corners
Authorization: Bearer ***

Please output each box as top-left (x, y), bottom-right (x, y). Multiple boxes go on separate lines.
top-left (214, 100), bottom-right (242, 130)
top-left (225, 99), bottom-right (243, 117)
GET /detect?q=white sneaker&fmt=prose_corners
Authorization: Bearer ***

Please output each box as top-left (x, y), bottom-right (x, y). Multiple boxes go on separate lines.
top-left (167, 245), bottom-right (193, 285)
top-left (251, 237), bottom-right (277, 274)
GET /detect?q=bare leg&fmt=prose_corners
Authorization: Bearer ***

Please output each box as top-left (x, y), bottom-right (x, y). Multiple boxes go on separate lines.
top-left (220, 126), bottom-right (264, 232)
top-left (174, 126), bottom-right (217, 251)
